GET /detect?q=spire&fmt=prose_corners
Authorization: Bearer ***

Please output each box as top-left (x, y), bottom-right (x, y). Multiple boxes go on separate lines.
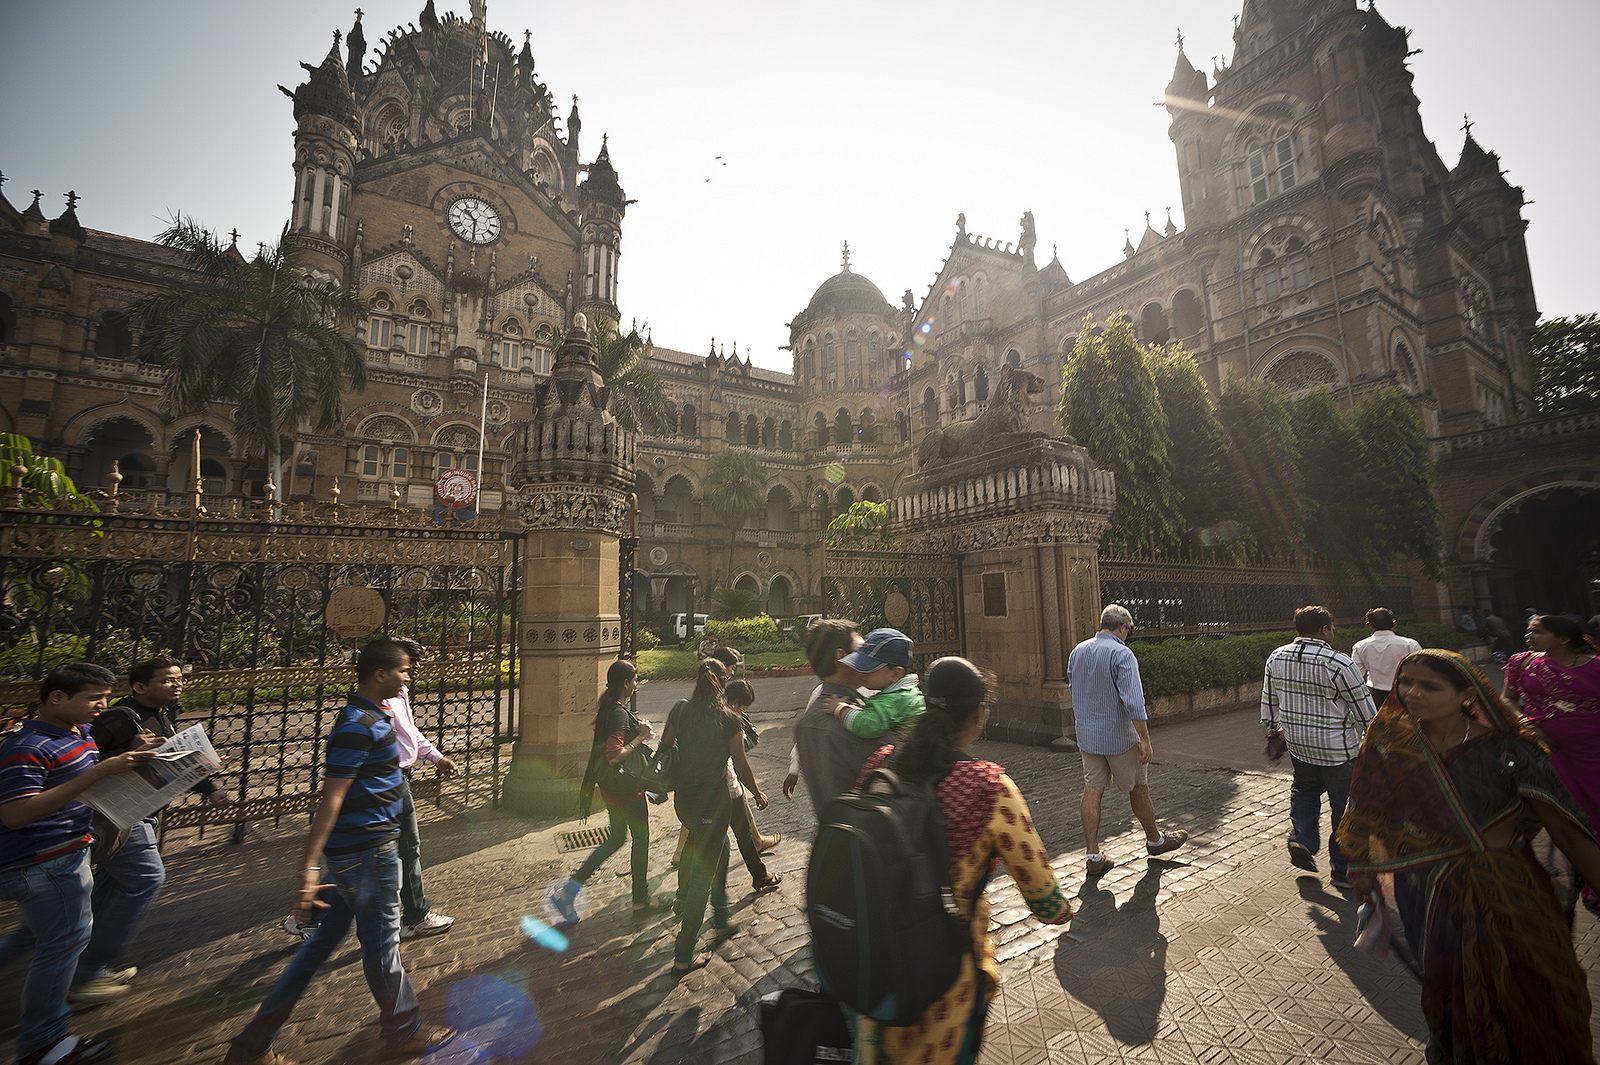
top-left (22, 189), bottom-right (44, 223)
top-left (50, 190), bottom-right (84, 241)
top-left (1164, 207), bottom-right (1177, 237)
top-left (346, 8), bottom-right (366, 73)
top-left (1165, 29), bottom-right (1209, 111)
top-left (567, 94), bottom-right (581, 151)
top-left (285, 31), bottom-right (357, 126)
top-left (518, 29), bottom-right (533, 85)
top-left (841, 241), bottom-right (851, 272)
top-left (419, 0), bottom-right (440, 33)
top-left (1135, 211), bottom-right (1163, 253)
top-left (1123, 228), bottom-right (1135, 260)
top-left (580, 134), bottom-right (624, 208)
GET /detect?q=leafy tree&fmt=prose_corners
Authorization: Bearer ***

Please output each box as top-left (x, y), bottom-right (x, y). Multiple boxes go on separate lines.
top-left (555, 316), bottom-right (673, 434)
top-left (0, 434), bottom-right (93, 511)
top-left (134, 217), bottom-right (366, 498)
top-left (1216, 379), bottom-right (1308, 558)
top-left (1058, 314), bottom-right (1184, 549)
top-left (1144, 347), bottom-right (1241, 547)
top-left (1530, 313), bottom-right (1600, 416)
top-left (826, 499), bottom-right (892, 549)
top-left (710, 587), bottom-right (762, 620)
top-left (1351, 386), bottom-right (1443, 578)
top-left (703, 447), bottom-right (768, 587)
top-left (1290, 388), bottom-right (1377, 578)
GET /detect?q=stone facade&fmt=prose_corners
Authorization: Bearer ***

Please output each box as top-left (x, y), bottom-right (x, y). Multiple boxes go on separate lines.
top-left (1, 0), bottom-right (1589, 626)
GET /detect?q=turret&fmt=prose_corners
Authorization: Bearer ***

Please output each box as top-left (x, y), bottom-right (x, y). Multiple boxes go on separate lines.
top-left (280, 31), bottom-right (359, 282)
top-left (577, 135), bottom-right (626, 322)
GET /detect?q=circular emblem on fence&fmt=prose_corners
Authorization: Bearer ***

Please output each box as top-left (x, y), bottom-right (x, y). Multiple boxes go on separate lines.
top-left (325, 586), bottom-right (386, 639)
top-left (648, 547), bottom-right (669, 568)
top-left (435, 469), bottom-right (477, 508)
top-left (883, 591), bottom-right (911, 628)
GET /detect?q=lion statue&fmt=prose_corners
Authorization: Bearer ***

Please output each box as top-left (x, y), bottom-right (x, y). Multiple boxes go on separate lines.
top-left (916, 363), bottom-right (1047, 470)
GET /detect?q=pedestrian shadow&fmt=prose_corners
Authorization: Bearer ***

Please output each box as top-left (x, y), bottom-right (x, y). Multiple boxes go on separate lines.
top-left (1299, 879), bottom-right (1426, 1038)
top-left (1051, 860), bottom-right (1172, 1046)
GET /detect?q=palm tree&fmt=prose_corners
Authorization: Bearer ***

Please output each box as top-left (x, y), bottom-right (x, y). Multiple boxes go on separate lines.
top-left (552, 316), bottom-right (672, 435)
top-left (133, 217), bottom-right (367, 498)
top-left (703, 447), bottom-right (768, 589)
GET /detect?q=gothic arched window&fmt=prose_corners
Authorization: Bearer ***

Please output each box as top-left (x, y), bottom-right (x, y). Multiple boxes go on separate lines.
top-left (1247, 129), bottom-right (1299, 205)
top-left (974, 364), bottom-right (989, 402)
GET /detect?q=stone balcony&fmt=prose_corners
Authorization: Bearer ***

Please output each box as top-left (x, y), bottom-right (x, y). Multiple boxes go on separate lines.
top-left (1433, 411), bottom-right (1600, 460)
top-left (363, 349), bottom-right (428, 374)
top-left (79, 355), bottom-right (165, 383)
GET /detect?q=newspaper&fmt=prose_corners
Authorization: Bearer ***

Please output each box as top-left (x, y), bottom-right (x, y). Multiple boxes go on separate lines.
top-left (80, 724), bottom-right (222, 831)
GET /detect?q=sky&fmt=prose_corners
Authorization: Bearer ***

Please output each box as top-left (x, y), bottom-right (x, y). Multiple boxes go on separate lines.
top-left (4, 1), bottom-right (1595, 374)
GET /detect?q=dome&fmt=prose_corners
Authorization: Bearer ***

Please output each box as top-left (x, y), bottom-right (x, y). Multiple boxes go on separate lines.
top-left (802, 268), bottom-right (893, 319)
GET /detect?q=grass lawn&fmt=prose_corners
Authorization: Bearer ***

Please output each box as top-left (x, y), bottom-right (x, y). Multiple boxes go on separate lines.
top-left (637, 648), bottom-right (807, 680)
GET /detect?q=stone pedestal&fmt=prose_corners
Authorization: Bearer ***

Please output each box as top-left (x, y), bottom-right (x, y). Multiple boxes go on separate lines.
top-left (894, 437), bottom-right (1114, 746)
top-left (502, 315), bottom-right (636, 816)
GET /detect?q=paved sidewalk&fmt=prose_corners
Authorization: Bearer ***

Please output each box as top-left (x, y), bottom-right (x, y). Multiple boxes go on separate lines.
top-left (2, 704), bottom-right (1597, 1064)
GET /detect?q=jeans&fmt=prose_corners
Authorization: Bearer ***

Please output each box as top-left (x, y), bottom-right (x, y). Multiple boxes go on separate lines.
top-left (398, 775), bottom-right (430, 927)
top-left (75, 815), bottom-right (165, 981)
top-left (573, 793), bottom-right (650, 906)
top-left (0, 849), bottom-right (94, 1058)
top-left (229, 841), bottom-right (419, 1058)
top-left (729, 796), bottom-right (769, 884)
top-left (674, 807), bottom-right (731, 965)
top-left (1289, 754), bottom-right (1354, 878)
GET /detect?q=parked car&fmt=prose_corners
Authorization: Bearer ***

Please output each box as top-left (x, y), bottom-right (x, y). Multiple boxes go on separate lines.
top-left (670, 612), bottom-right (709, 644)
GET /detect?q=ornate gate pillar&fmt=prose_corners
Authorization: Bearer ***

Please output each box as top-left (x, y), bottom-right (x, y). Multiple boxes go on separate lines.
top-left (503, 314), bottom-right (637, 816)
top-left (897, 436), bottom-right (1114, 746)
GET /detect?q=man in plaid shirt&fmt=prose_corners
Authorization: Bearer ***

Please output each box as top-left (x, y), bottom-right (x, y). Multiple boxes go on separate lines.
top-left (1260, 605), bottom-right (1376, 890)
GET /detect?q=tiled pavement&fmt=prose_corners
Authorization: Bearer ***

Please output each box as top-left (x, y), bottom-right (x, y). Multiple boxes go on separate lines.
top-left (3, 688), bottom-right (1598, 1064)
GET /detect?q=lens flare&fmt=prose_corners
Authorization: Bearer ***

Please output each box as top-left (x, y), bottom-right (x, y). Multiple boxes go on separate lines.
top-left (446, 973), bottom-right (543, 1059)
top-left (825, 463), bottom-right (846, 484)
top-left (520, 914), bottom-right (570, 952)
top-left (919, 321), bottom-right (932, 335)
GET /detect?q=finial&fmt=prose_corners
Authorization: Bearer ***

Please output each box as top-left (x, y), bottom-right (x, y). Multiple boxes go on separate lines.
top-left (842, 240), bottom-right (851, 272)
top-left (30, 190), bottom-right (41, 210)
top-left (573, 94), bottom-right (578, 105)
top-left (524, 29), bottom-right (530, 43)
top-left (1176, 27), bottom-right (1184, 50)
top-left (0, 171), bottom-right (5, 188)
top-left (1052, 243), bottom-right (1058, 259)
top-left (1144, 210), bottom-right (1150, 225)
top-left (228, 228), bottom-right (239, 246)
top-left (65, 190), bottom-right (79, 211)
top-left (334, 28), bottom-right (342, 45)
top-left (1462, 113), bottom-right (1474, 137)
top-left (574, 311), bottom-right (588, 331)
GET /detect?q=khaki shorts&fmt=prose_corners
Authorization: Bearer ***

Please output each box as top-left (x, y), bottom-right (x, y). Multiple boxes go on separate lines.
top-left (1081, 745), bottom-right (1148, 793)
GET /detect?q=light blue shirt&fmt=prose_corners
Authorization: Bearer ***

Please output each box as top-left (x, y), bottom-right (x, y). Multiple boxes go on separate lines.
top-left (1067, 631), bottom-right (1147, 756)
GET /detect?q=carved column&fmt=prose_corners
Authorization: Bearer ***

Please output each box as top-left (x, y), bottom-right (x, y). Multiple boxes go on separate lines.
top-left (503, 313), bottom-right (637, 816)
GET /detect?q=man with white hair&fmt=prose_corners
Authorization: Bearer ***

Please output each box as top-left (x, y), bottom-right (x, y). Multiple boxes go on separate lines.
top-left (1067, 604), bottom-right (1189, 876)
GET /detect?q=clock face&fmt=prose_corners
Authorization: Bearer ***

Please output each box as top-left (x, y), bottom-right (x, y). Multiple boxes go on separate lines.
top-left (447, 197), bottom-right (502, 244)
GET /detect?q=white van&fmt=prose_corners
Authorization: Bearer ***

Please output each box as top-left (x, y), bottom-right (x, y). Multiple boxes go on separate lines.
top-left (669, 613), bottom-right (709, 643)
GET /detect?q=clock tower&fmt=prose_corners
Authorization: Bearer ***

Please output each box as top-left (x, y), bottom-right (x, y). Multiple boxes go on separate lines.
top-left (276, 4), bottom-right (628, 504)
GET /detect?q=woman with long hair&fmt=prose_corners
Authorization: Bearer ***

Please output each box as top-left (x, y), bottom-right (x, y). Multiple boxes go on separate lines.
top-left (554, 660), bottom-right (657, 924)
top-left (848, 657), bottom-right (1071, 1065)
top-left (1338, 649), bottom-right (1600, 1063)
top-left (1503, 614), bottom-right (1600, 830)
top-left (656, 658), bottom-right (769, 974)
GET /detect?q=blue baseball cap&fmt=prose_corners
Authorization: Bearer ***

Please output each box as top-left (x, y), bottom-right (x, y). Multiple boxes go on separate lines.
top-left (840, 628), bottom-right (913, 672)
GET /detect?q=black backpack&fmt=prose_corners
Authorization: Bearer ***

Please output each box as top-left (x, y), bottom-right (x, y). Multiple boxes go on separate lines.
top-left (805, 765), bottom-right (970, 1026)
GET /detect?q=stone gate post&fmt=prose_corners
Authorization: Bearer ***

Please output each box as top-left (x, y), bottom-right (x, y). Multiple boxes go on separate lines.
top-left (898, 437), bottom-right (1115, 747)
top-left (502, 314), bottom-right (636, 816)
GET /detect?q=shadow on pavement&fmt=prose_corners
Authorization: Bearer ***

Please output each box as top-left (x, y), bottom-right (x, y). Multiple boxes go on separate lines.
top-left (1051, 860), bottom-right (1173, 1045)
top-left (1298, 877), bottom-right (1426, 1038)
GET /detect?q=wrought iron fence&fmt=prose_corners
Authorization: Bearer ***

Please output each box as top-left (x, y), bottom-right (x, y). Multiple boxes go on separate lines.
top-left (821, 547), bottom-right (962, 671)
top-left (1097, 547), bottom-right (1415, 640)
top-left (0, 482), bottom-right (521, 827)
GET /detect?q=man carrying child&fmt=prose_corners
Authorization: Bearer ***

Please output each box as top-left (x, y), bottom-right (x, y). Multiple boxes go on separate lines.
top-left (821, 628), bottom-right (924, 740)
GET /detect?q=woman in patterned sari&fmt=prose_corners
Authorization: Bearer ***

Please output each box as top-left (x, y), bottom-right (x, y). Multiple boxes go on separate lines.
top-left (1338, 648), bottom-right (1600, 1064)
top-left (847, 657), bottom-right (1071, 1065)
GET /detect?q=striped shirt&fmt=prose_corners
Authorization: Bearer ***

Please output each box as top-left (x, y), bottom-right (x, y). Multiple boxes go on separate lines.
top-left (323, 695), bottom-right (403, 856)
top-left (0, 719), bottom-right (98, 871)
top-left (1260, 638), bottom-right (1376, 766)
top-left (1067, 631), bottom-right (1148, 756)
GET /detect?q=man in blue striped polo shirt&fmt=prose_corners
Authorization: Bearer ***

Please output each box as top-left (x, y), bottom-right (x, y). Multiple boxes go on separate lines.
top-left (225, 640), bottom-right (454, 1064)
top-left (0, 662), bottom-right (154, 1065)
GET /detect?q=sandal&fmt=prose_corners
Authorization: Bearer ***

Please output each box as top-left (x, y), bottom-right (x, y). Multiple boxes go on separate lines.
top-left (375, 1025), bottom-right (455, 1061)
top-left (672, 952), bottom-right (713, 975)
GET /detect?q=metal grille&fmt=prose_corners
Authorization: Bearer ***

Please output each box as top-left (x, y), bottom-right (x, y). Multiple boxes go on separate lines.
top-left (559, 826), bottom-right (611, 852)
top-left (822, 547), bottom-right (962, 671)
top-left (0, 493), bottom-right (520, 822)
top-left (1097, 548), bottom-right (1415, 639)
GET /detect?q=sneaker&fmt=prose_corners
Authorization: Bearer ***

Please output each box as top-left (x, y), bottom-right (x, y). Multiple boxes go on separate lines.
top-left (374, 1025), bottom-right (455, 1061)
top-left (20, 1034), bottom-right (114, 1065)
top-left (752, 872), bottom-right (784, 895)
top-left (1146, 830), bottom-right (1189, 857)
top-left (104, 966), bottom-right (137, 984)
top-left (1086, 855), bottom-right (1115, 877)
top-left (282, 915), bottom-right (316, 941)
top-left (547, 878), bottom-right (581, 928)
top-left (1329, 874), bottom-right (1352, 890)
top-left (67, 977), bottom-right (133, 1004)
top-left (1287, 841), bottom-right (1318, 872)
top-left (400, 911), bottom-right (455, 939)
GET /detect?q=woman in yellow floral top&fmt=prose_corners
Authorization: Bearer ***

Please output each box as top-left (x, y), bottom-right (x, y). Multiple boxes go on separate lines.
top-left (850, 656), bottom-right (1071, 1065)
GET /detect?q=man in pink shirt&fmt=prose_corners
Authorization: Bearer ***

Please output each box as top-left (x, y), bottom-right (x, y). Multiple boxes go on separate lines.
top-left (285, 638), bottom-right (457, 942)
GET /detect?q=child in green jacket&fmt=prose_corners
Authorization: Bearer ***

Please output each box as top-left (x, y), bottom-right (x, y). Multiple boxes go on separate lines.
top-left (824, 628), bottom-right (924, 739)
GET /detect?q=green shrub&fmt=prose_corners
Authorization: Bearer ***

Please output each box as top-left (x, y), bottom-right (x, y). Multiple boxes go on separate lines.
top-left (702, 614), bottom-right (778, 647)
top-left (637, 627), bottom-right (661, 651)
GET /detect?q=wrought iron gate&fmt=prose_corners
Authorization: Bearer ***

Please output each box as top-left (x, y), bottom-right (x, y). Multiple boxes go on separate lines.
top-left (0, 491), bottom-right (521, 828)
top-left (821, 547), bottom-right (962, 671)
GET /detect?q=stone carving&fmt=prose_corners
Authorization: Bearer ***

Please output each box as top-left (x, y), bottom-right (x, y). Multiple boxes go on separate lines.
top-left (486, 399), bottom-right (511, 426)
top-left (513, 484), bottom-right (631, 534)
top-left (916, 363), bottom-right (1047, 469)
top-left (411, 389), bottom-right (444, 417)
top-left (904, 511), bottom-right (1110, 554)
top-left (1263, 350), bottom-right (1338, 394)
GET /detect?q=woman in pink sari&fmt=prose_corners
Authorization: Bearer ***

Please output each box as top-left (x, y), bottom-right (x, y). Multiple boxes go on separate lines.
top-left (1504, 613), bottom-right (1600, 903)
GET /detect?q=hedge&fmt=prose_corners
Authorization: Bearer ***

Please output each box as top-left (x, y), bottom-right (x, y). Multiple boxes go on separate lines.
top-left (702, 614), bottom-right (779, 646)
top-left (1130, 621), bottom-right (1469, 699)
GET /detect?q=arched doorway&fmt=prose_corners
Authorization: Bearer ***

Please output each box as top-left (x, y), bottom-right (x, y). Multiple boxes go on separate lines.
top-left (81, 417), bottom-right (157, 492)
top-left (1484, 485), bottom-right (1600, 617)
top-left (768, 574), bottom-right (793, 617)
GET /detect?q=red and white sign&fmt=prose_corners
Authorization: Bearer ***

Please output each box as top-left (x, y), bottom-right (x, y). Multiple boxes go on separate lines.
top-left (434, 469), bottom-right (478, 508)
